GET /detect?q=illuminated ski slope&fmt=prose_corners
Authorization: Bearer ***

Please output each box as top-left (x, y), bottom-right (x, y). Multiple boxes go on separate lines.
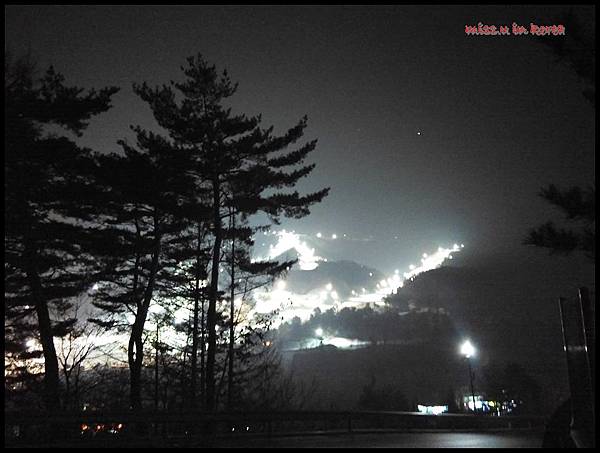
top-left (250, 230), bottom-right (464, 324)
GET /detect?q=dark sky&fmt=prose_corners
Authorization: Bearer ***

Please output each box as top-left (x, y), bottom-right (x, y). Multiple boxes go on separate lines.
top-left (5, 5), bottom-right (595, 277)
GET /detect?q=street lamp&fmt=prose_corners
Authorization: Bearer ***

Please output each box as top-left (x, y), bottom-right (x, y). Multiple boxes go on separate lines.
top-left (460, 340), bottom-right (477, 413)
top-left (315, 328), bottom-right (324, 346)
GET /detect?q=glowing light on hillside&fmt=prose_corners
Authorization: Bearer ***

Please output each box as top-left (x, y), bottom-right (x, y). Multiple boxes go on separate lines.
top-left (315, 327), bottom-right (323, 337)
top-left (266, 230), bottom-right (322, 270)
top-left (331, 233), bottom-right (337, 239)
top-left (402, 244), bottom-right (462, 280)
top-left (248, 239), bottom-right (465, 328)
top-left (327, 337), bottom-right (369, 348)
top-left (149, 304), bottom-right (164, 315)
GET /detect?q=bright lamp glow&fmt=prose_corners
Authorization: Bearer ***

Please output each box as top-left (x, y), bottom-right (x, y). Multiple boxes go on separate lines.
top-left (461, 340), bottom-right (476, 358)
top-left (315, 328), bottom-right (323, 337)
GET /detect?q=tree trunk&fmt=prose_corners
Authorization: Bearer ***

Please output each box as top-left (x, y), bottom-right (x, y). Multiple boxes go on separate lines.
top-left (74, 366), bottom-right (81, 411)
top-left (128, 332), bottom-right (144, 410)
top-left (228, 213), bottom-right (235, 410)
top-left (190, 224), bottom-right (202, 408)
top-left (26, 248), bottom-right (60, 412)
top-left (200, 286), bottom-right (206, 404)
top-left (64, 371), bottom-right (71, 410)
top-left (128, 212), bottom-right (161, 411)
top-left (206, 178), bottom-right (221, 411)
top-left (154, 322), bottom-right (159, 410)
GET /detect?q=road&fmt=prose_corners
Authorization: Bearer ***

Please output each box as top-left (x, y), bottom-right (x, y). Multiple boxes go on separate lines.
top-left (217, 430), bottom-right (545, 448)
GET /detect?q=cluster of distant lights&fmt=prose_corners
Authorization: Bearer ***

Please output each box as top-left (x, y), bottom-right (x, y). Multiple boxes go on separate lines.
top-left (250, 230), bottom-right (465, 343)
top-left (257, 229), bottom-right (464, 272)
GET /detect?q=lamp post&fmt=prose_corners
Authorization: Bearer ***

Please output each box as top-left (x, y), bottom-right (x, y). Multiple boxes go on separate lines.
top-left (461, 340), bottom-right (477, 414)
top-left (315, 328), bottom-right (324, 346)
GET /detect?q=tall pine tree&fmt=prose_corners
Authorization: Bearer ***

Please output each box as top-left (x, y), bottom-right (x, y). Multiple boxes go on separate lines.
top-left (525, 9), bottom-right (595, 260)
top-left (128, 54), bottom-right (329, 410)
top-left (5, 53), bottom-right (118, 411)
top-left (88, 127), bottom-right (195, 410)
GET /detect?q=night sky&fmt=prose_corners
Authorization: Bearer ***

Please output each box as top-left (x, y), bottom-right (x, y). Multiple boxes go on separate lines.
top-left (5, 5), bottom-right (594, 298)
top-left (4, 5), bottom-right (597, 424)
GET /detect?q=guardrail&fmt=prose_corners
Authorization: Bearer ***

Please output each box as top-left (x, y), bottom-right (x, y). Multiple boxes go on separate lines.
top-left (4, 410), bottom-right (547, 447)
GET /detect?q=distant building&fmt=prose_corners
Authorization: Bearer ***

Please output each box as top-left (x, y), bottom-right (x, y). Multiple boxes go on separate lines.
top-left (462, 394), bottom-right (521, 415)
top-left (417, 404), bottom-right (449, 415)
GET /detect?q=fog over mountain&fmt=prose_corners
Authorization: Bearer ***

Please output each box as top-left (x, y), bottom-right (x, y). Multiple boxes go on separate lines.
top-left (284, 260), bottom-right (385, 297)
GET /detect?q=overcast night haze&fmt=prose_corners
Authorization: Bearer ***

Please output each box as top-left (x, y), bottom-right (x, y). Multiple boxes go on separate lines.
top-left (4, 4), bottom-right (595, 449)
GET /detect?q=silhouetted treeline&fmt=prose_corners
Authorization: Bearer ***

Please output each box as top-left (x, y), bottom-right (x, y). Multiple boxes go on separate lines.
top-left (526, 9), bottom-right (595, 260)
top-left (5, 50), bottom-right (328, 415)
top-left (276, 304), bottom-right (460, 348)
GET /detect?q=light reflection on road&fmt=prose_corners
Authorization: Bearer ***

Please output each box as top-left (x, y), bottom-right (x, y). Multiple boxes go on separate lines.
top-left (220, 430), bottom-right (544, 448)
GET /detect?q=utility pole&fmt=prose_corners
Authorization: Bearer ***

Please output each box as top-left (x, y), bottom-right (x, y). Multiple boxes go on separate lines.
top-left (468, 358), bottom-right (476, 414)
top-left (460, 340), bottom-right (477, 414)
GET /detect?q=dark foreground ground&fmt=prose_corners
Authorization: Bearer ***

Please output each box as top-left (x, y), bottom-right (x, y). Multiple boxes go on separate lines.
top-left (6, 429), bottom-right (546, 448)
top-left (217, 429), bottom-right (545, 448)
